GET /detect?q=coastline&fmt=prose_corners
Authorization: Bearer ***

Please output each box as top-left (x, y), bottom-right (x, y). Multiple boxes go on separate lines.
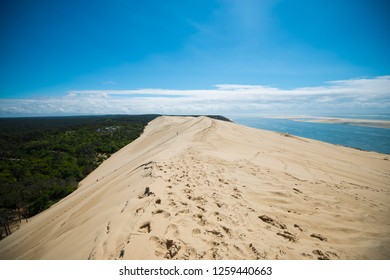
top-left (267, 116), bottom-right (390, 129)
top-left (1, 116), bottom-right (389, 260)
top-left (230, 115), bottom-right (390, 154)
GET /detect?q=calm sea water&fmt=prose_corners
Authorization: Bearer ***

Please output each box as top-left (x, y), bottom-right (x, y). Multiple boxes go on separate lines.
top-left (229, 116), bottom-right (390, 154)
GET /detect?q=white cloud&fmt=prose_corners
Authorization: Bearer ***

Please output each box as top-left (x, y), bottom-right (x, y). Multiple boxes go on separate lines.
top-left (1, 76), bottom-right (389, 117)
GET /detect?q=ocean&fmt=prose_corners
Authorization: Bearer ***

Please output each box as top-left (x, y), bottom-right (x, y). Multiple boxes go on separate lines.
top-left (229, 116), bottom-right (390, 154)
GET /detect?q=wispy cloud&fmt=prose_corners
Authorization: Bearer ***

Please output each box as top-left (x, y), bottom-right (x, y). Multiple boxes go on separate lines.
top-left (1, 76), bottom-right (389, 117)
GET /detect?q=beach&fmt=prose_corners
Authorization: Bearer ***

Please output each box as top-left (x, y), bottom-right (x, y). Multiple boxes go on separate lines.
top-left (269, 116), bottom-right (390, 129)
top-left (1, 116), bottom-right (389, 260)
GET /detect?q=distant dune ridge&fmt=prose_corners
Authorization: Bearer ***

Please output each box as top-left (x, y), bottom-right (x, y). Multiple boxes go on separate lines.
top-left (1, 116), bottom-right (389, 260)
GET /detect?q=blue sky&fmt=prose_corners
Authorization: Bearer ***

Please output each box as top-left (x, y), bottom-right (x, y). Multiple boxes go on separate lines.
top-left (0, 0), bottom-right (389, 116)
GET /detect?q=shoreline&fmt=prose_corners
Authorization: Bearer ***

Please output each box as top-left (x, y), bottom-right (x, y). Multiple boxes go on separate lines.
top-left (1, 116), bottom-right (389, 260)
top-left (267, 116), bottom-right (390, 129)
top-left (230, 115), bottom-right (390, 154)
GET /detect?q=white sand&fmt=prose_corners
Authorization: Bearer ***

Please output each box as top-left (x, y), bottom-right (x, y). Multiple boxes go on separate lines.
top-left (270, 116), bottom-right (390, 128)
top-left (1, 116), bottom-right (389, 260)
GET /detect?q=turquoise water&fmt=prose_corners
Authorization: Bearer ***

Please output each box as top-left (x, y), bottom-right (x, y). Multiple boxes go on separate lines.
top-left (229, 116), bottom-right (390, 154)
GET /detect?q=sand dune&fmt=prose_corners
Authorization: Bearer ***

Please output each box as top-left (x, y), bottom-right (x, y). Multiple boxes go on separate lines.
top-left (1, 116), bottom-right (389, 260)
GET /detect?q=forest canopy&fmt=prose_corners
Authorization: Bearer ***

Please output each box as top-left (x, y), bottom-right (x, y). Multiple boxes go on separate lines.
top-left (0, 114), bottom-right (230, 238)
top-left (0, 114), bottom-right (160, 238)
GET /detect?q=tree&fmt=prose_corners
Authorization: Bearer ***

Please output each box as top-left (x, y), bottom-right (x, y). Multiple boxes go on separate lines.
top-left (0, 209), bottom-right (13, 237)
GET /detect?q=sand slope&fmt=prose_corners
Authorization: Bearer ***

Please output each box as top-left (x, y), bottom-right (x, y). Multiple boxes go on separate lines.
top-left (1, 116), bottom-right (389, 260)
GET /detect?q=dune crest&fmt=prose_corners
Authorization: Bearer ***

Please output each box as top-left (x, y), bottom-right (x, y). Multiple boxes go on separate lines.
top-left (1, 116), bottom-right (389, 260)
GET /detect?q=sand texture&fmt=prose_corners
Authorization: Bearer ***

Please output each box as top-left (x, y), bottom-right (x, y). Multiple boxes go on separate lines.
top-left (1, 116), bottom-right (389, 260)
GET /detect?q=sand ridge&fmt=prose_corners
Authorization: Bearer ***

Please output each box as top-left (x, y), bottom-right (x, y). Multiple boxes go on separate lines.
top-left (0, 116), bottom-right (389, 259)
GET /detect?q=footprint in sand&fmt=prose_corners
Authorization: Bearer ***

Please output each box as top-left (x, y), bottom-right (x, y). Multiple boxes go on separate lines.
top-left (194, 213), bottom-right (207, 226)
top-left (211, 248), bottom-right (222, 260)
top-left (152, 209), bottom-right (171, 218)
top-left (166, 224), bottom-right (179, 236)
top-left (182, 248), bottom-right (197, 260)
top-left (149, 236), bottom-right (182, 259)
top-left (206, 229), bottom-right (224, 238)
top-left (138, 187), bottom-right (154, 199)
top-left (192, 228), bottom-right (202, 237)
top-left (221, 225), bottom-right (233, 237)
top-left (135, 207), bottom-right (144, 216)
top-left (310, 233), bottom-right (328, 242)
top-left (213, 211), bottom-right (223, 222)
top-left (118, 249), bottom-right (125, 258)
top-left (249, 243), bottom-right (267, 260)
top-left (277, 231), bottom-right (298, 242)
top-left (215, 202), bottom-right (225, 208)
top-left (139, 221), bottom-right (152, 233)
top-left (312, 249), bottom-right (336, 260)
top-left (258, 215), bottom-right (287, 230)
top-left (175, 209), bottom-right (190, 216)
top-left (294, 224), bottom-right (303, 232)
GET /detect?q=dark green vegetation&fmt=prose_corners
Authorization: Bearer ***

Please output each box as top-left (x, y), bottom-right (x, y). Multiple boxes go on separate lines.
top-left (0, 115), bottom-right (160, 238)
top-left (0, 114), bottom-right (230, 238)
